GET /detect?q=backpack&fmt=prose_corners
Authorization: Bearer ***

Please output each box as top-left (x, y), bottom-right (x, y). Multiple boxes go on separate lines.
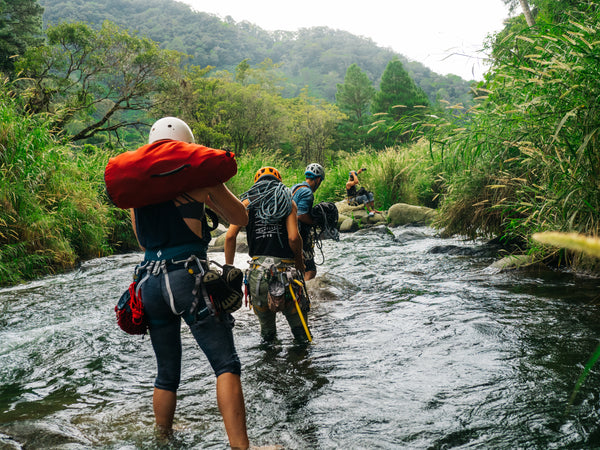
top-left (104, 140), bottom-right (237, 209)
top-left (311, 202), bottom-right (340, 241)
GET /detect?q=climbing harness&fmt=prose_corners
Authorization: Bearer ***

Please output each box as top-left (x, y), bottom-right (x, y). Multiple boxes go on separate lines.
top-left (248, 256), bottom-right (310, 316)
top-left (185, 256), bottom-right (244, 321)
top-left (248, 256), bottom-right (295, 299)
top-left (115, 256), bottom-right (243, 334)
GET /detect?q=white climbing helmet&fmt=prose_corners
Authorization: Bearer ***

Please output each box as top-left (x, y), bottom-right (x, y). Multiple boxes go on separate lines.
top-left (305, 163), bottom-right (325, 180)
top-left (148, 117), bottom-right (195, 144)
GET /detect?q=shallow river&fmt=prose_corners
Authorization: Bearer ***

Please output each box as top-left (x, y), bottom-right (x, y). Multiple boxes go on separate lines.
top-left (2, 226), bottom-right (600, 449)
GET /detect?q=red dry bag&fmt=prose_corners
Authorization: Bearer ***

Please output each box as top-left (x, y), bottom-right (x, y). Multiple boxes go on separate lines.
top-left (104, 140), bottom-right (237, 209)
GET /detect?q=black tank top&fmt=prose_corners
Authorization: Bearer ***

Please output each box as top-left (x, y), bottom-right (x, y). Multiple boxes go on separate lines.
top-left (347, 184), bottom-right (357, 197)
top-left (246, 208), bottom-right (294, 259)
top-left (134, 201), bottom-right (210, 251)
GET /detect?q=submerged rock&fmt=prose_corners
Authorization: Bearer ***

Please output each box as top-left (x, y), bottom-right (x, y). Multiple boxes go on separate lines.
top-left (488, 254), bottom-right (545, 271)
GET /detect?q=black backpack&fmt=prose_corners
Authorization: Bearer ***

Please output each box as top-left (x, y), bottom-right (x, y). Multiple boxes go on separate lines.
top-left (311, 202), bottom-right (340, 241)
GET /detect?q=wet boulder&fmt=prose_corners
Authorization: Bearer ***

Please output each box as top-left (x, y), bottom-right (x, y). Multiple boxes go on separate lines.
top-left (387, 203), bottom-right (436, 227)
top-left (488, 254), bottom-right (547, 271)
top-left (339, 217), bottom-right (359, 232)
top-left (354, 224), bottom-right (394, 237)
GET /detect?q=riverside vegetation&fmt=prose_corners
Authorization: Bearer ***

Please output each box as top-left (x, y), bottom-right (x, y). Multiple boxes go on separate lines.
top-left (1, 0), bottom-right (600, 286)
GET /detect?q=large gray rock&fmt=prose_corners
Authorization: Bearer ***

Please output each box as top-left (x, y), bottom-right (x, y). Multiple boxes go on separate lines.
top-left (340, 217), bottom-right (359, 232)
top-left (210, 231), bottom-right (248, 253)
top-left (387, 203), bottom-right (436, 227)
top-left (211, 223), bottom-right (228, 238)
top-left (335, 200), bottom-right (367, 217)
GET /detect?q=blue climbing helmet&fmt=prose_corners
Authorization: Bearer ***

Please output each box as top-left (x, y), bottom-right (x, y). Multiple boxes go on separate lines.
top-left (305, 163), bottom-right (325, 180)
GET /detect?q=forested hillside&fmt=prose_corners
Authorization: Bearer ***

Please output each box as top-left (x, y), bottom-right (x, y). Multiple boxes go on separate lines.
top-left (37, 0), bottom-right (475, 105)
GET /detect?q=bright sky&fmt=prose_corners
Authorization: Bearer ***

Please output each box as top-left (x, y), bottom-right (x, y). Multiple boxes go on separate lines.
top-left (180, 0), bottom-right (513, 81)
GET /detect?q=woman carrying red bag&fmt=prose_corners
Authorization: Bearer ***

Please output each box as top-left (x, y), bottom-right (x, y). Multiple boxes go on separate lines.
top-left (128, 117), bottom-right (250, 448)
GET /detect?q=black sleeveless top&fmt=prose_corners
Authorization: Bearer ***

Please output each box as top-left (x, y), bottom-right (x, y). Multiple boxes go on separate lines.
top-left (347, 184), bottom-right (357, 197)
top-left (134, 201), bottom-right (210, 256)
top-left (245, 207), bottom-right (294, 259)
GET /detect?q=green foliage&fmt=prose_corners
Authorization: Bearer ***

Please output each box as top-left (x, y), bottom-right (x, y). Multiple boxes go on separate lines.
top-left (0, 83), bottom-right (136, 286)
top-left (371, 59), bottom-right (430, 118)
top-left (15, 20), bottom-right (183, 142)
top-left (37, 0), bottom-right (474, 107)
top-left (286, 88), bottom-right (346, 164)
top-left (313, 143), bottom-right (437, 208)
top-left (411, 4), bottom-right (600, 250)
top-left (155, 64), bottom-right (344, 159)
top-left (219, 82), bottom-right (286, 154)
top-left (369, 59), bottom-right (431, 147)
top-left (334, 63), bottom-right (376, 150)
top-left (231, 144), bottom-right (435, 210)
top-left (0, 0), bottom-right (43, 74)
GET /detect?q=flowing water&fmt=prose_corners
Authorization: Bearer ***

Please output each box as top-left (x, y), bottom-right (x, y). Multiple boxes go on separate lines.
top-left (2, 226), bottom-right (600, 449)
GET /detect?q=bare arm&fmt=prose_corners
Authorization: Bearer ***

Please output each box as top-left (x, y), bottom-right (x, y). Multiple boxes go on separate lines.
top-left (224, 199), bottom-right (248, 265)
top-left (297, 212), bottom-right (315, 226)
top-left (180, 183), bottom-right (248, 226)
top-left (224, 224), bottom-right (241, 265)
top-left (287, 202), bottom-right (305, 272)
top-left (346, 171), bottom-right (360, 190)
top-left (205, 183), bottom-right (248, 226)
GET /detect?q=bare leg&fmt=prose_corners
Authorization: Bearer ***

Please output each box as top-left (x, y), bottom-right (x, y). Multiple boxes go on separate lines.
top-left (153, 387), bottom-right (176, 438)
top-left (216, 372), bottom-right (249, 450)
top-left (304, 270), bottom-right (316, 281)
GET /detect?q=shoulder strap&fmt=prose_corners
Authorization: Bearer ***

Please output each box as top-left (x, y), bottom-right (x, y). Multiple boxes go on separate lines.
top-left (292, 184), bottom-right (311, 196)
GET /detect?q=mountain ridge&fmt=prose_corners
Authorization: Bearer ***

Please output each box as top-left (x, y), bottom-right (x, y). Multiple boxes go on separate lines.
top-left (38, 0), bottom-right (474, 105)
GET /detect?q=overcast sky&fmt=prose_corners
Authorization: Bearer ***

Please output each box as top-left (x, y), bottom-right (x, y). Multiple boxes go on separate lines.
top-left (180, 0), bottom-right (513, 81)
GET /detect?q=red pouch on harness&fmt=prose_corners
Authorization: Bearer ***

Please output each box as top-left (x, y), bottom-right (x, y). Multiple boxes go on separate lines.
top-left (115, 282), bottom-right (147, 335)
top-left (104, 140), bottom-right (237, 209)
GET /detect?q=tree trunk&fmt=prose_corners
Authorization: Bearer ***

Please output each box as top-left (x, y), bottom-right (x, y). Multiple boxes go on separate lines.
top-left (519, 0), bottom-right (535, 26)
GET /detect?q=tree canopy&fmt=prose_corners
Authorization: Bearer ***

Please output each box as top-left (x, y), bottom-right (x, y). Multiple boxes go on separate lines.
top-left (37, 0), bottom-right (476, 107)
top-left (371, 59), bottom-right (430, 120)
top-left (15, 21), bottom-right (183, 143)
top-left (0, 0), bottom-right (44, 74)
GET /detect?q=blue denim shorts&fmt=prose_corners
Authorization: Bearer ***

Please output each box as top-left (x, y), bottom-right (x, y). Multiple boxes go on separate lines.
top-left (355, 192), bottom-right (374, 204)
top-left (140, 264), bottom-right (241, 392)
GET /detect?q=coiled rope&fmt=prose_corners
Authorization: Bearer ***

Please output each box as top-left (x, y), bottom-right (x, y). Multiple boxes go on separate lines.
top-left (241, 179), bottom-right (292, 223)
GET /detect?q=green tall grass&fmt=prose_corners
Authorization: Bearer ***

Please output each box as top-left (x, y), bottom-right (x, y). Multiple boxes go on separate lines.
top-left (0, 84), bottom-right (135, 286)
top-left (404, 7), bottom-right (600, 256)
top-left (232, 144), bottom-right (437, 210)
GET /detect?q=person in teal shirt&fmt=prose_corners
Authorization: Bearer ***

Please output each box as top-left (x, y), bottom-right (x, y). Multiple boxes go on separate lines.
top-left (291, 163), bottom-right (325, 281)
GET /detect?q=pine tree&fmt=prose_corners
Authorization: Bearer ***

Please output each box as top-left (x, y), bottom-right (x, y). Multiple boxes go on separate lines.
top-left (335, 63), bottom-right (375, 120)
top-left (333, 63), bottom-right (377, 150)
top-left (371, 59), bottom-right (429, 121)
top-left (0, 0), bottom-right (44, 75)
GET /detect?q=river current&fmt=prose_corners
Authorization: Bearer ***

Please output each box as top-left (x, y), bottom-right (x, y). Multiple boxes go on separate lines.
top-left (2, 225), bottom-right (600, 449)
